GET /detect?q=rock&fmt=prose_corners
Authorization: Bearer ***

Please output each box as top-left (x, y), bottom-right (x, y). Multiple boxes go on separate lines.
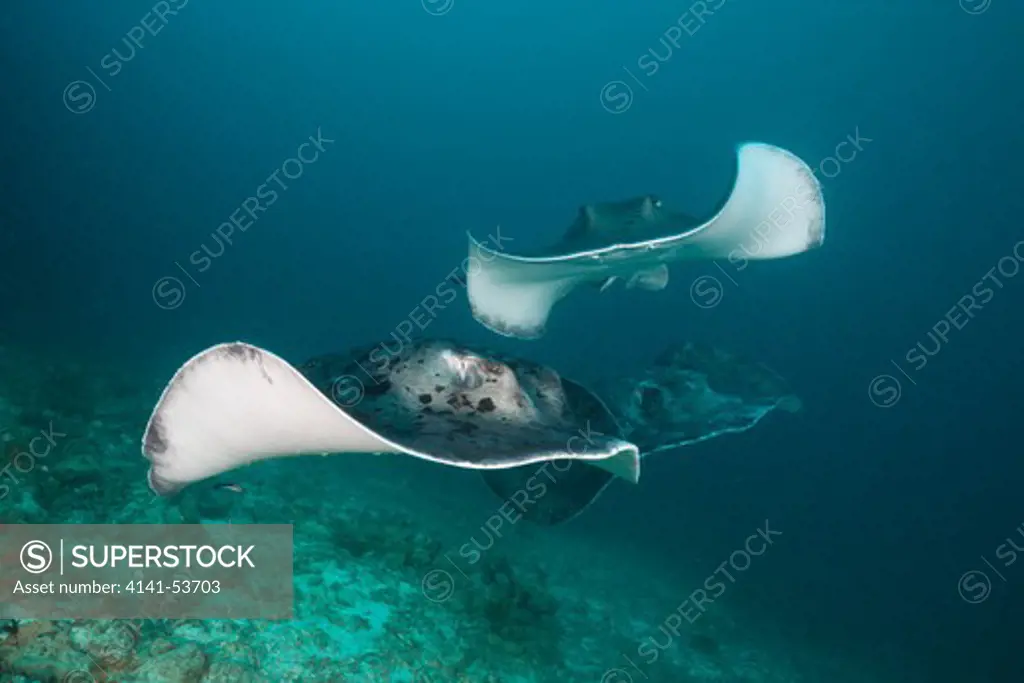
top-left (202, 659), bottom-right (267, 683)
top-left (4, 622), bottom-right (96, 682)
top-left (5, 653), bottom-right (96, 683)
top-left (147, 638), bottom-right (176, 656)
top-left (69, 621), bottom-right (138, 668)
top-left (124, 643), bottom-right (207, 682)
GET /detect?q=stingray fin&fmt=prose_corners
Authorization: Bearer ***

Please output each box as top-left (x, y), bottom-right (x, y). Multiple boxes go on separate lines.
top-left (597, 276), bottom-right (618, 292)
top-left (660, 143), bottom-right (825, 260)
top-left (466, 235), bottom-right (578, 339)
top-left (141, 343), bottom-right (404, 495)
top-left (626, 264), bottom-right (669, 291)
top-left (479, 461), bottom-right (617, 525)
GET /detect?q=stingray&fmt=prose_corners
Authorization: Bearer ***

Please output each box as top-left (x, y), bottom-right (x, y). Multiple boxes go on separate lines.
top-left (467, 142), bottom-right (826, 339)
top-left (141, 340), bottom-right (640, 495)
top-left (479, 341), bottom-right (803, 525)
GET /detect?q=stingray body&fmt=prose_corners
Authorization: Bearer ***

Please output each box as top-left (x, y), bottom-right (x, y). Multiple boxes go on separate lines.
top-left (606, 341), bottom-right (802, 454)
top-left (467, 143), bottom-right (826, 339)
top-left (141, 340), bottom-right (640, 495)
top-left (479, 341), bottom-right (802, 525)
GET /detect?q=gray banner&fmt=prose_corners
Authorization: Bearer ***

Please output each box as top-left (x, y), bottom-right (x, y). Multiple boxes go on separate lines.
top-left (0, 524), bottom-right (293, 619)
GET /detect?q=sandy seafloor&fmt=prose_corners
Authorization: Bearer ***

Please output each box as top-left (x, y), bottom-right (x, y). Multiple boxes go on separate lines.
top-left (0, 344), bottom-right (924, 683)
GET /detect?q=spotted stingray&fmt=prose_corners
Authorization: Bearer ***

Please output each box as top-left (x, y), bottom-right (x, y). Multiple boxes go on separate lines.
top-left (141, 340), bottom-right (640, 495)
top-left (467, 142), bottom-right (826, 339)
top-left (478, 341), bottom-right (803, 524)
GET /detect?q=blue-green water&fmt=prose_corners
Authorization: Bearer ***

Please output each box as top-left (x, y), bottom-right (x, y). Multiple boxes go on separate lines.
top-left (1, 1), bottom-right (1023, 681)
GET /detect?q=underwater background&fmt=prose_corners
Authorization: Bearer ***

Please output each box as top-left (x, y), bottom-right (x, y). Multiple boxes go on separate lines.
top-left (2, 0), bottom-right (1023, 681)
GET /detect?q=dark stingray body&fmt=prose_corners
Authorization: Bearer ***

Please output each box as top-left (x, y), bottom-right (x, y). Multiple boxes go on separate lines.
top-left (516, 195), bottom-right (702, 258)
top-left (297, 339), bottom-right (628, 469)
top-left (607, 341), bottom-right (799, 455)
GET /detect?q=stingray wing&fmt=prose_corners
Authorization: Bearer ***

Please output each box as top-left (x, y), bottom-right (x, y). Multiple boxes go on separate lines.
top-left (467, 143), bottom-right (825, 339)
top-left (479, 461), bottom-right (616, 526)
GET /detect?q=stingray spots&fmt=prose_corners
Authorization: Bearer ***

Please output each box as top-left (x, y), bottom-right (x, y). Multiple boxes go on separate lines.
top-left (434, 385), bottom-right (445, 393)
top-left (418, 393), bottom-right (432, 405)
top-left (477, 397), bottom-right (496, 413)
top-left (219, 343), bottom-right (260, 363)
top-left (445, 393), bottom-right (474, 410)
top-left (215, 344), bottom-right (274, 383)
top-left (143, 415), bottom-right (168, 457)
top-left (362, 379), bottom-right (391, 398)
